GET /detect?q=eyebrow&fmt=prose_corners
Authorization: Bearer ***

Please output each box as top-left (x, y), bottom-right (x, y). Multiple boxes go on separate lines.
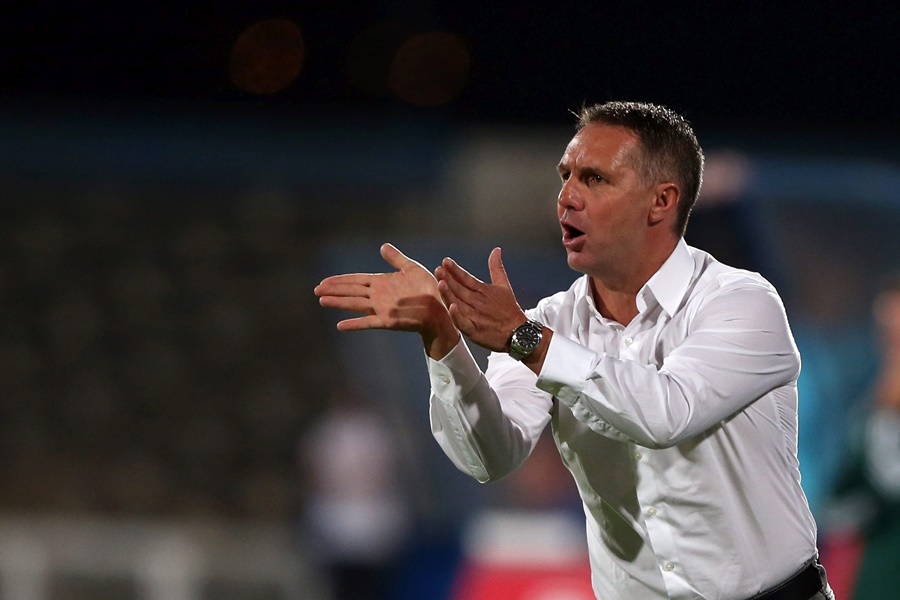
top-left (557, 161), bottom-right (606, 180)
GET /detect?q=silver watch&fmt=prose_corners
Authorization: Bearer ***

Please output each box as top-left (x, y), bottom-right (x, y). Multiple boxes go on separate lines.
top-left (508, 320), bottom-right (543, 361)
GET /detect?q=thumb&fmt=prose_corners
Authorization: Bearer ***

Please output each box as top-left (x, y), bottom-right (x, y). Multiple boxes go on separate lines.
top-left (488, 247), bottom-right (511, 289)
top-left (380, 243), bottom-right (414, 271)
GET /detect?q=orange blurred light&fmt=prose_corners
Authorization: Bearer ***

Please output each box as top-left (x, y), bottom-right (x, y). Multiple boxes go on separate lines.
top-left (230, 19), bottom-right (305, 95)
top-left (389, 31), bottom-right (470, 107)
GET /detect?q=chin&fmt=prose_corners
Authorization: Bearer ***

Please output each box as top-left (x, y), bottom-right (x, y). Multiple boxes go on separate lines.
top-left (565, 252), bottom-right (587, 274)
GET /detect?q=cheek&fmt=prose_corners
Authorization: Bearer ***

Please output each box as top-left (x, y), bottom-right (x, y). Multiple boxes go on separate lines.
top-left (584, 204), bottom-right (612, 230)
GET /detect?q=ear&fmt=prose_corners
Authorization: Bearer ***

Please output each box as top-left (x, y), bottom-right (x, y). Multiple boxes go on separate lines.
top-left (648, 182), bottom-right (680, 227)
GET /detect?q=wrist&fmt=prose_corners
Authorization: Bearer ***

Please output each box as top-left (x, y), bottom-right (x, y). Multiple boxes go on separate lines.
top-left (508, 319), bottom-right (544, 361)
top-left (422, 310), bottom-right (461, 360)
top-left (521, 327), bottom-right (551, 371)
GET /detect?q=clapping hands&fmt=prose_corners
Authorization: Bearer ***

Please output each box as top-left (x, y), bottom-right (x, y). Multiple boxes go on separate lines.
top-left (315, 243), bottom-right (528, 358)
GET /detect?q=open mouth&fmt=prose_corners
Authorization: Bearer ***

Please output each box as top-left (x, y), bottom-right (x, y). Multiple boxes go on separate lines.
top-left (562, 223), bottom-right (585, 241)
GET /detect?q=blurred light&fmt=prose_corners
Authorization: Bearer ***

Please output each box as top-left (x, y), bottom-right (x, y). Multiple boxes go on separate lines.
top-left (229, 19), bottom-right (305, 95)
top-left (389, 31), bottom-right (470, 107)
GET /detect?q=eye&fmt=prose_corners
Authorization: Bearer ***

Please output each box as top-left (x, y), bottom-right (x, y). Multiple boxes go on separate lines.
top-left (585, 173), bottom-right (604, 185)
top-left (558, 170), bottom-right (570, 182)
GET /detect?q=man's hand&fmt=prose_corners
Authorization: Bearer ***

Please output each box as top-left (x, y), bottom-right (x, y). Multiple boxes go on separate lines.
top-left (314, 243), bottom-right (460, 359)
top-left (435, 247), bottom-right (528, 353)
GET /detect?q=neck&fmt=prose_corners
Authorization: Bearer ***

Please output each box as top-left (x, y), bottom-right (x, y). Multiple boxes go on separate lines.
top-left (590, 280), bottom-right (639, 324)
top-left (590, 237), bottom-right (679, 325)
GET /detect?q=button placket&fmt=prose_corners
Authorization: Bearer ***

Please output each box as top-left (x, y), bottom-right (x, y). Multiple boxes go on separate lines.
top-left (634, 449), bottom-right (681, 594)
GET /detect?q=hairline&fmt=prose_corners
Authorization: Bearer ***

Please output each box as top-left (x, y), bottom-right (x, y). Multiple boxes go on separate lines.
top-left (575, 102), bottom-right (703, 236)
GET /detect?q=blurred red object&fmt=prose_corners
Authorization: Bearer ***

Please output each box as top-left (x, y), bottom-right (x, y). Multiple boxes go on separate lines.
top-left (448, 510), bottom-right (594, 600)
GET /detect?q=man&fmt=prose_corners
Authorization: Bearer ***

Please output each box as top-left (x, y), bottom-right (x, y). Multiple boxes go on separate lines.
top-left (315, 101), bottom-right (832, 599)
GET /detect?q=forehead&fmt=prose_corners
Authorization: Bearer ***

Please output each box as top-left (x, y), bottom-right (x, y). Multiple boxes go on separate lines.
top-left (559, 123), bottom-right (640, 170)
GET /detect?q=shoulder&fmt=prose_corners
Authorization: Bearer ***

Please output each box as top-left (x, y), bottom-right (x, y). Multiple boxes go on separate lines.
top-left (688, 245), bottom-right (782, 303)
top-left (682, 247), bottom-right (795, 337)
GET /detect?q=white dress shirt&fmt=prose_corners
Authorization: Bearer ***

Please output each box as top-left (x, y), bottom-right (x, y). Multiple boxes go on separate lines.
top-left (428, 239), bottom-right (818, 600)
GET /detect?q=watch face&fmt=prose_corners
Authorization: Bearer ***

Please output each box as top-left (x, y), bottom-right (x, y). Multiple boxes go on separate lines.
top-left (510, 321), bottom-right (542, 360)
top-left (515, 324), bottom-right (541, 348)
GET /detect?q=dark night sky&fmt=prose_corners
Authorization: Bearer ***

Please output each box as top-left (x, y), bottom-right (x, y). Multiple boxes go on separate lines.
top-left (2, 1), bottom-right (899, 134)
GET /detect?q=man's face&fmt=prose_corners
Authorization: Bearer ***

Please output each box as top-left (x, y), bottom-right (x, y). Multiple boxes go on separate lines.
top-left (556, 123), bottom-right (657, 281)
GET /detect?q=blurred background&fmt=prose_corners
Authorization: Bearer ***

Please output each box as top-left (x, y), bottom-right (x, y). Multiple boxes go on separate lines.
top-left (1, 2), bottom-right (899, 599)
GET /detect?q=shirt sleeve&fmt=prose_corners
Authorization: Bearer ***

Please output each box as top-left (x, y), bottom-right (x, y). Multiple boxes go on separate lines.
top-left (428, 337), bottom-right (554, 482)
top-left (537, 281), bottom-right (802, 449)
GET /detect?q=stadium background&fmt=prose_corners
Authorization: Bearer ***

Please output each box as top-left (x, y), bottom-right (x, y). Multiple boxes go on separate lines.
top-left (0, 2), bottom-right (899, 599)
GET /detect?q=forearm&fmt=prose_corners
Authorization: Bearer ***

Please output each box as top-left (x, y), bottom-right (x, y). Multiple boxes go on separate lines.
top-left (428, 339), bottom-right (552, 481)
top-left (537, 326), bottom-right (800, 449)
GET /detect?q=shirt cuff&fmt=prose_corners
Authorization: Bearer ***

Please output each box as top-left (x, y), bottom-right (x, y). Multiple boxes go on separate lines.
top-left (426, 337), bottom-right (483, 404)
top-left (536, 333), bottom-right (597, 405)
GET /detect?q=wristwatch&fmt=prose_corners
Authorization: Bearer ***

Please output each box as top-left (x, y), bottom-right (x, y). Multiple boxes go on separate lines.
top-left (508, 320), bottom-right (543, 361)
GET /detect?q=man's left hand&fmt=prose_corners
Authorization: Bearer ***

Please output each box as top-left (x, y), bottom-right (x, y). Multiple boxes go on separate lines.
top-left (435, 247), bottom-right (527, 352)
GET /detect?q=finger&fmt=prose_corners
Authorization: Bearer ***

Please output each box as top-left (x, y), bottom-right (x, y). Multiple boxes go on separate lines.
top-left (448, 296), bottom-right (479, 322)
top-left (314, 282), bottom-right (370, 298)
top-left (316, 274), bottom-right (373, 289)
top-left (336, 315), bottom-right (385, 332)
top-left (442, 257), bottom-right (484, 291)
top-left (488, 247), bottom-right (511, 289)
top-left (318, 295), bottom-right (373, 313)
top-left (437, 278), bottom-right (460, 308)
top-left (380, 243), bottom-right (416, 272)
top-left (448, 303), bottom-right (476, 335)
top-left (440, 268), bottom-right (478, 305)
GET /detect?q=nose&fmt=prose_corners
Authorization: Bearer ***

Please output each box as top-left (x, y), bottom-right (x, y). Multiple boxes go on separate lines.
top-left (557, 178), bottom-right (583, 211)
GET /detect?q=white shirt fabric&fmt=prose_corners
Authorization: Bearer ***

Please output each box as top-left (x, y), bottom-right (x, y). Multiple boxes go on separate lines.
top-left (427, 239), bottom-right (818, 600)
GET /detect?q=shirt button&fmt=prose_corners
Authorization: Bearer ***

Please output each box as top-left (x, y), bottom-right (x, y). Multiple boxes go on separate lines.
top-left (624, 336), bottom-right (634, 345)
top-left (646, 506), bottom-right (657, 517)
top-left (439, 375), bottom-right (450, 384)
top-left (635, 451), bottom-right (643, 461)
top-left (664, 562), bottom-right (675, 572)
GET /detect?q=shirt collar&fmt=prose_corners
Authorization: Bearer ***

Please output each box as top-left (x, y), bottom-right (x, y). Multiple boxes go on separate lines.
top-left (574, 238), bottom-right (695, 326)
top-left (635, 238), bottom-right (695, 318)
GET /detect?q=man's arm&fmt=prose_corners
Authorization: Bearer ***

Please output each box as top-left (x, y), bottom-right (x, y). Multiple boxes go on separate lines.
top-left (314, 243), bottom-right (460, 359)
top-left (437, 252), bottom-right (801, 448)
top-left (534, 282), bottom-right (801, 448)
top-left (428, 339), bottom-right (554, 482)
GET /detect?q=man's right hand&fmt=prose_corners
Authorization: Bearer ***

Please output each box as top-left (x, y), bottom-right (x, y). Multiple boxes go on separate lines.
top-left (314, 243), bottom-right (461, 359)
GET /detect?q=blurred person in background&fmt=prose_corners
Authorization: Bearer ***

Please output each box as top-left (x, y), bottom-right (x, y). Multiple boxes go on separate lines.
top-left (824, 273), bottom-right (900, 599)
top-left (315, 101), bottom-right (832, 599)
top-left (300, 386), bottom-right (413, 600)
